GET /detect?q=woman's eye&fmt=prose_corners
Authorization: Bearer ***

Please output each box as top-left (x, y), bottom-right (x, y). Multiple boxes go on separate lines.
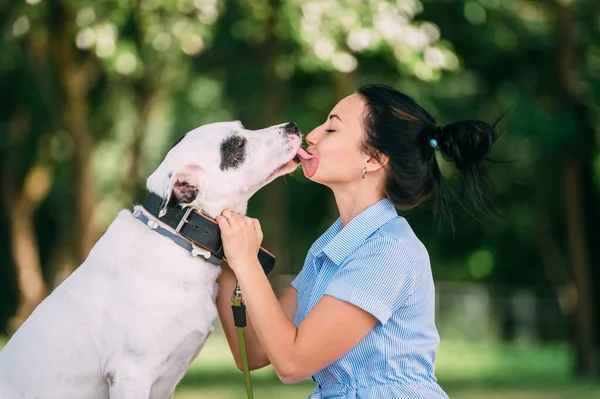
top-left (325, 129), bottom-right (335, 133)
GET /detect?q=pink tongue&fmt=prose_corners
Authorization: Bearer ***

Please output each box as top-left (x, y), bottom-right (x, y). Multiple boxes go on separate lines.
top-left (296, 148), bottom-right (318, 178)
top-left (296, 148), bottom-right (314, 161)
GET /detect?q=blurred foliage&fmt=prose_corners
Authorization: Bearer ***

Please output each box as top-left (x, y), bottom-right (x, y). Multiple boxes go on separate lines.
top-left (1, 0), bottom-right (599, 376)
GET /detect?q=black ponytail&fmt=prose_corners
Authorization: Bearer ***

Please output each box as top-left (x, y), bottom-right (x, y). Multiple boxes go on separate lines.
top-left (358, 84), bottom-right (500, 227)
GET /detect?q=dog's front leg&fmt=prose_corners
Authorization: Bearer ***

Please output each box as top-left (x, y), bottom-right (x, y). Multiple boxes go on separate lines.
top-left (149, 330), bottom-right (209, 399)
top-left (109, 382), bottom-right (152, 399)
top-left (106, 366), bottom-right (153, 399)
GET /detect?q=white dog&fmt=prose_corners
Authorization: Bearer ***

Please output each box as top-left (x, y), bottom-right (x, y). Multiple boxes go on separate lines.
top-left (0, 121), bottom-right (307, 399)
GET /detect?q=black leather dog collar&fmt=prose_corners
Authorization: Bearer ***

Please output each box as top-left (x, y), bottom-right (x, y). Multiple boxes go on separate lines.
top-left (139, 193), bottom-right (275, 275)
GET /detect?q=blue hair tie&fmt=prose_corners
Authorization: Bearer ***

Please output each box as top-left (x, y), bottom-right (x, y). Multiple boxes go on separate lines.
top-left (429, 138), bottom-right (438, 149)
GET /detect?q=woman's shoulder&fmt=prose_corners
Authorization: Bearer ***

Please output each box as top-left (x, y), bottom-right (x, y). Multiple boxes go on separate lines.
top-left (370, 216), bottom-right (429, 264)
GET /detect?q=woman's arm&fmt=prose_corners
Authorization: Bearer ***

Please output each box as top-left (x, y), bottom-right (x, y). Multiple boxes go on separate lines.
top-left (232, 258), bottom-right (377, 383)
top-left (216, 262), bottom-right (299, 371)
top-left (216, 212), bottom-right (378, 384)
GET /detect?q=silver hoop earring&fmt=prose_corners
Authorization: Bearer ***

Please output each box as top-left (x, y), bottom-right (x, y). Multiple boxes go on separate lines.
top-left (362, 166), bottom-right (367, 179)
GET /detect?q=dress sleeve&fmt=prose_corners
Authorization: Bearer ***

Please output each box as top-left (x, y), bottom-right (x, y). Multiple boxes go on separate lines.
top-left (323, 237), bottom-right (417, 325)
top-left (290, 254), bottom-right (314, 292)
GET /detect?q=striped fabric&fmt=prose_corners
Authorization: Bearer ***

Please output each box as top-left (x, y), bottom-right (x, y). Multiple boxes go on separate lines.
top-left (291, 199), bottom-right (449, 399)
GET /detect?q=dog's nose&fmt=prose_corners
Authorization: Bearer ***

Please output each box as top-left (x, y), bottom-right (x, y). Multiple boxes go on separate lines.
top-left (283, 122), bottom-right (300, 137)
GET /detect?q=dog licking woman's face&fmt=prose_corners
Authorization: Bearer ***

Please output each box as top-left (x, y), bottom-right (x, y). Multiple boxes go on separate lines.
top-left (146, 121), bottom-right (303, 218)
top-left (301, 94), bottom-right (371, 187)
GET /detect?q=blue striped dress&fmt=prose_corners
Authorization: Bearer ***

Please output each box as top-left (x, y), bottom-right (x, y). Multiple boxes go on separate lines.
top-left (291, 198), bottom-right (449, 399)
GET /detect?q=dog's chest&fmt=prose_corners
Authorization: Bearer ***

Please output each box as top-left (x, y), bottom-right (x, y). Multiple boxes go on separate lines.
top-left (78, 216), bottom-right (224, 354)
top-left (102, 269), bottom-right (220, 340)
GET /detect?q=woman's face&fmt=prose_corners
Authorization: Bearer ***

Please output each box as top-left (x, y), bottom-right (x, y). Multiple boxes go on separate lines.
top-left (303, 94), bottom-right (369, 186)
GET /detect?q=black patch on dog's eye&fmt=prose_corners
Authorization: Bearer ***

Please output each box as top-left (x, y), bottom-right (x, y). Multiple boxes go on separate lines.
top-left (220, 135), bottom-right (246, 171)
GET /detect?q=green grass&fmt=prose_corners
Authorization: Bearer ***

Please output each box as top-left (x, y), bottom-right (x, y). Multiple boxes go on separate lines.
top-left (1, 332), bottom-right (598, 398)
top-left (173, 335), bottom-right (600, 399)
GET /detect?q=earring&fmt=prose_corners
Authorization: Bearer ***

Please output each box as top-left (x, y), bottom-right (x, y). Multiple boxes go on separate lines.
top-left (362, 166), bottom-right (367, 179)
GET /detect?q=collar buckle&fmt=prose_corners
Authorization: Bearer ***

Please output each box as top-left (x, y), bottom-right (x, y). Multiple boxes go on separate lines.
top-left (175, 207), bottom-right (193, 233)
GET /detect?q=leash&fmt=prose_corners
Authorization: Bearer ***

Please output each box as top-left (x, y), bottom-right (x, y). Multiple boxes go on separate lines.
top-left (232, 282), bottom-right (254, 399)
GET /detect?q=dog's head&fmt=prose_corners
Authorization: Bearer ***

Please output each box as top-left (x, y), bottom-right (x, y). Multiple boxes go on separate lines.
top-left (146, 121), bottom-right (302, 217)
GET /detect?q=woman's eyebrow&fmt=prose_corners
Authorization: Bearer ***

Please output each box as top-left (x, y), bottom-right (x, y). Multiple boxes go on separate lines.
top-left (329, 114), bottom-right (342, 122)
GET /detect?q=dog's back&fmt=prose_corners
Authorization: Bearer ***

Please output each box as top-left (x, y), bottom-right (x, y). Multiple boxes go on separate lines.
top-left (0, 210), bottom-right (220, 399)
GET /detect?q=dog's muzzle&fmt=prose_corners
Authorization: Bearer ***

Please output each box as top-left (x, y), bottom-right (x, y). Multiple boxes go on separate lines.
top-left (134, 193), bottom-right (276, 275)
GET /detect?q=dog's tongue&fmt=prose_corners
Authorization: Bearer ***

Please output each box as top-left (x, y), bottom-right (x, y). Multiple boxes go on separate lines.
top-left (296, 148), bottom-right (318, 178)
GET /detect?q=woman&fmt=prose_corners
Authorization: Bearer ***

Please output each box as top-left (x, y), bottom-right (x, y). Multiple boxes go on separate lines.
top-left (215, 84), bottom-right (497, 398)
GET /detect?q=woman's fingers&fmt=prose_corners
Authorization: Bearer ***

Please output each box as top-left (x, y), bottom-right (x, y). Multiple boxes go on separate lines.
top-left (220, 209), bottom-right (240, 228)
top-left (227, 211), bottom-right (256, 229)
top-left (251, 218), bottom-right (263, 243)
top-left (216, 210), bottom-right (265, 269)
top-left (218, 209), bottom-right (261, 240)
top-left (222, 209), bottom-right (233, 218)
top-left (216, 214), bottom-right (231, 233)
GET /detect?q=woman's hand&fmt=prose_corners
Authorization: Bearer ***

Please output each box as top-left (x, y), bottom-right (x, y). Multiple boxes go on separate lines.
top-left (216, 209), bottom-right (263, 271)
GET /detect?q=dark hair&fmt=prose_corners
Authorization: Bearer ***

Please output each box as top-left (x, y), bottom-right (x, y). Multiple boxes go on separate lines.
top-left (358, 84), bottom-right (500, 226)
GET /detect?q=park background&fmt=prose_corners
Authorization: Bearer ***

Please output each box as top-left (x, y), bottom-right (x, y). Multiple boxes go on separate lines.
top-left (1, 0), bottom-right (600, 398)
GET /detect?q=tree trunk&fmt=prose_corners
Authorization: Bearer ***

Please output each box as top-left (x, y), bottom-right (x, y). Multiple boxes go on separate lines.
top-left (2, 159), bottom-right (52, 332)
top-left (63, 81), bottom-right (97, 263)
top-left (555, 0), bottom-right (597, 375)
top-left (258, 0), bottom-right (290, 276)
top-left (49, 239), bottom-right (79, 288)
top-left (561, 154), bottom-right (596, 374)
top-left (51, 1), bottom-right (100, 266)
top-left (126, 85), bottom-right (161, 203)
top-left (6, 196), bottom-right (48, 332)
top-left (125, 7), bottom-right (165, 203)
top-left (533, 212), bottom-right (576, 317)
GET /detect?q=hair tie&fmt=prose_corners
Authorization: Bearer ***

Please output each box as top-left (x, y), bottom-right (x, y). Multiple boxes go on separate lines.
top-left (429, 138), bottom-right (438, 149)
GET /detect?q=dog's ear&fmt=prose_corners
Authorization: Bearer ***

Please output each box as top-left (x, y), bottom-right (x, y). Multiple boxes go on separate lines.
top-left (159, 165), bottom-right (204, 217)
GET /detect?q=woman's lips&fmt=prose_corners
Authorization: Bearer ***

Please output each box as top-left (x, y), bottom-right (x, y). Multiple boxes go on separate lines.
top-left (295, 148), bottom-right (318, 178)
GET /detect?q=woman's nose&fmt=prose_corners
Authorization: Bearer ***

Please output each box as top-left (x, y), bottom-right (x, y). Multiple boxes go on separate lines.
top-left (305, 128), bottom-right (318, 145)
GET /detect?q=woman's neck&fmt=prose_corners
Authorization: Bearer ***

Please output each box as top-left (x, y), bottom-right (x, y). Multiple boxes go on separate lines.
top-left (331, 183), bottom-right (386, 226)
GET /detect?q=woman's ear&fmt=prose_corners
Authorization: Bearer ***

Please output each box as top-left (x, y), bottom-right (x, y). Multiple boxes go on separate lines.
top-left (365, 152), bottom-right (389, 173)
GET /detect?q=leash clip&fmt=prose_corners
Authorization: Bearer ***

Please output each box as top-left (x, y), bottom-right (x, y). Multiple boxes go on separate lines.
top-left (231, 282), bottom-right (243, 303)
top-left (231, 281), bottom-right (247, 328)
top-left (231, 280), bottom-right (252, 398)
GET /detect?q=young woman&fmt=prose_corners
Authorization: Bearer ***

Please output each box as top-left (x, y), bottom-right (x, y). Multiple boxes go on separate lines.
top-left (215, 84), bottom-right (497, 398)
